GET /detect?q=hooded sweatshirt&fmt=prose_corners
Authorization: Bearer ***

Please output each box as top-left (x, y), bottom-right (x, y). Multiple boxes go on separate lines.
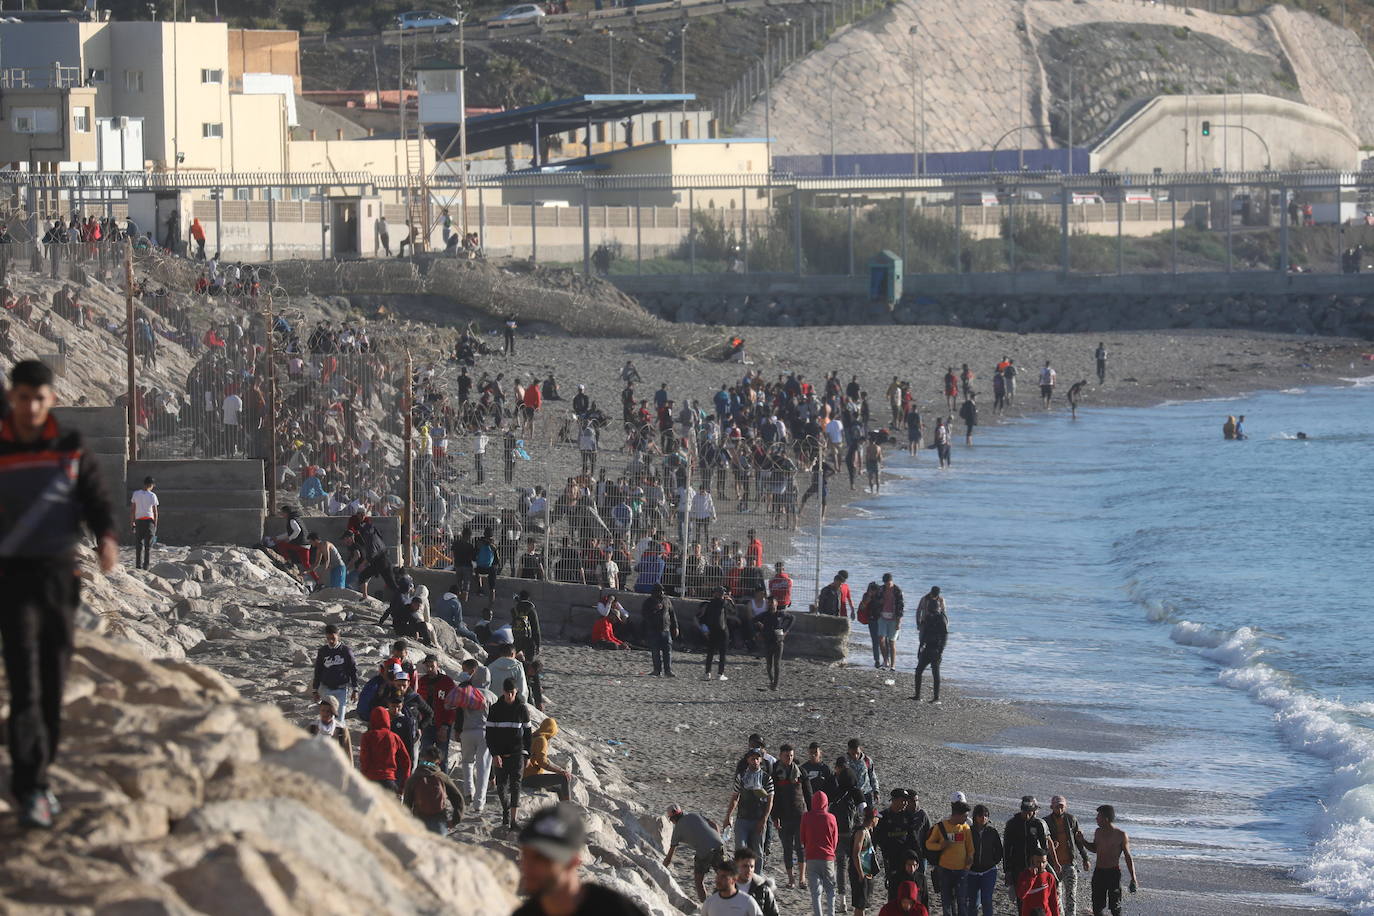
top-left (877, 881), bottom-right (929, 916)
top-left (458, 666), bottom-right (497, 735)
top-left (523, 716), bottom-right (560, 777)
top-left (800, 790), bottom-right (838, 861)
top-left (360, 706), bottom-right (411, 783)
top-left (1016, 866), bottom-right (1060, 916)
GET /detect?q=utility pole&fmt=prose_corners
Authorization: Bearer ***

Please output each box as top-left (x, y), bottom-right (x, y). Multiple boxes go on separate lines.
top-left (680, 23), bottom-right (688, 113)
top-left (909, 26), bottom-right (919, 176)
top-left (459, 15), bottom-right (469, 239)
top-left (265, 293), bottom-right (278, 516)
top-left (402, 349), bottom-right (414, 569)
top-left (124, 241), bottom-right (137, 460)
top-left (1067, 66), bottom-right (1074, 175)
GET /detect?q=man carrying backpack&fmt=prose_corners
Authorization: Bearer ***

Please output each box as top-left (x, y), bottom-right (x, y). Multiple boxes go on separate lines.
top-left (403, 745), bottom-right (464, 835)
top-left (827, 757), bottom-right (867, 908)
top-left (512, 592), bottom-right (544, 709)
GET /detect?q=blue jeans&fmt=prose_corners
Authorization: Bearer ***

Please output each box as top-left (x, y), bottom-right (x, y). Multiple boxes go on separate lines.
top-left (651, 630), bottom-right (674, 674)
top-left (735, 816), bottom-right (765, 868)
top-left (320, 686), bottom-right (350, 723)
top-left (962, 869), bottom-right (997, 916)
top-left (937, 867), bottom-right (968, 916)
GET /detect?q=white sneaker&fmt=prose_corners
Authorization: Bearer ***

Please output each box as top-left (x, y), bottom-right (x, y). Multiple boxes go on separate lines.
top-left (718, 675), bottom-right (728, 681)
top-left (703, 673), bottom-right (713, 681)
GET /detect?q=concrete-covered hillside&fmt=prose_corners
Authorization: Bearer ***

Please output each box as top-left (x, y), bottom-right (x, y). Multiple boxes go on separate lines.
top-left (736, 0), bottom-right (1374, 157)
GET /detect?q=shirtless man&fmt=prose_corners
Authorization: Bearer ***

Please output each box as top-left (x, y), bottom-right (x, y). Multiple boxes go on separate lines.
top-left (1067, 380), bottom-right (1087, 420)
top-left (1075, 804), bottom-right (1138, 916)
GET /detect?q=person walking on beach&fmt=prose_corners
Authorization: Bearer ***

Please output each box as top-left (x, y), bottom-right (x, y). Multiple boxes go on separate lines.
top-left (934, 419), bottom-right (952, 470)
top-left (1067, 381), bottom-right (1087, 420)
top-left (772, 744), bottom-right (814, 889)
top-left (925, 800), bottom-right (974, 916)
top-left (874, 789), bottom-right (930, 905)
top-left (725, 749), bottom-right (775, 870)
top-left (849, 806), bottom-right (883, 915)
top-left (644, 585), bottom-right (678, 677)
top-left (0, 360), bottom-right (118, 828)
top-left (487, 676), bottom-right (531, 829)
top-left (705, 858), bottom-right (763, 916)
top-left (943, 369), bottom-right (959, 415)
top-left (1039, 362), bottom-right (1056, 409)
top-left (964, 804), bottom-right (1003, 916)
top-left (906, 403), bottom-right (924, 456)
top-left (914, 586), bottom-right (947, 703)
top-left (130, 475), bottom-right (158, 569)
top-left (875, 573), bottom-right (904, 670)
top-left (666, 804), bottom-right (727, 902)
top-left (1075, 805), bottom-right (1138, 916)
top-left (1003, 798), bottom-right (1057, 911)
top-left (513, 804), bottom-right (647, 916)
top-left (959, 392), bottom-right (978, 446)
top-left (1015, 848), bottom-right (1059, 916)
top-left (992, 369), bottom-right (1006, 415)
top-left (1045, 796), bottom-right (1091, 916)
top-left (1094, 342), bottom-right (1107, 385)
top-left (802, 789), bottom-right (839, 916)
top-left (701, 586), bottom-right (735, 681)
top-left (736, 848), bottom-right (780, 916)
top-left (756, 598), bottom-right (794, 691)
top-left (1003, 359), bottom-right (1018, 406)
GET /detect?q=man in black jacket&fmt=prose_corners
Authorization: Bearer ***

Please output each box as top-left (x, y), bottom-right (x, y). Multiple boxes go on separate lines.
top-left (311, 623), bottom-right (359, 721)
top-left (0, 360), bottom-right (117, 828)
top-left (698, 586), bottom-right (733, 681)
top-left (770, 744), bottom-right (813, 889)
top-left (642, 584), bottom-right (678, 677)
top-left (486, 676), bottom-right (531, 829)
top-left (964, 804), bottom-right (1002, 916)
top-left (873, 789), bottom-right (931, 904)
top-left (1002, 796), bottom-right (1058, 909)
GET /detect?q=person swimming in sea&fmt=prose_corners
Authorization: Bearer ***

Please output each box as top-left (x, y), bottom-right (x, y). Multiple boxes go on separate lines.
top-left (1296, 432), bottom-right (1308, 440)
top-left (1234, 415), bottom-right (1247, 440)
top-left (1222, 416), bottom-right (1237, 440)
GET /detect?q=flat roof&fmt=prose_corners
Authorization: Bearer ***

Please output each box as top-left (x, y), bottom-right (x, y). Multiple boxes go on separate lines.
top-left (426, 93), bottom-right (695, 157)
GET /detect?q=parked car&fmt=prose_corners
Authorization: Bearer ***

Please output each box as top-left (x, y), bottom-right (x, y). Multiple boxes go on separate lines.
top-left (396, 10), bottom-right (461, 30)
top-left (955, 189), bottom-right (999, 207)
top-left (491, 4), bottom-right (547, 21)
top-left (1050, 191), bottom-right (1104, 205)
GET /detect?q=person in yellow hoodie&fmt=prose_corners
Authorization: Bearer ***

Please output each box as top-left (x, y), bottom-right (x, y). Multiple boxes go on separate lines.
top-left (925, 799), bottom-right (974, 916)
top-left (523, 716), bottom-right (574, 801)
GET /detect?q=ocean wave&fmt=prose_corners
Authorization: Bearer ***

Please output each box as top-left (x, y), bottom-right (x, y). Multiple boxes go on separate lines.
top-left (1160, 615), bottom-right (1374, 912)
top-left (1339, 373), bottom-right (1374, 387)
top-left (1280, 388), bottom-right (1308, 395)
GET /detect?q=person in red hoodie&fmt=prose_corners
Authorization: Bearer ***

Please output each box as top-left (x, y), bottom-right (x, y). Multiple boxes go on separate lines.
top-left (801, 790), bottom-right (838, 916)
top-left (360, 706), bottom-right (410, 796)
top-left (878, 881), bottom-right (929, 916)
top-left (1015, 848), bottom-right (1060, 916)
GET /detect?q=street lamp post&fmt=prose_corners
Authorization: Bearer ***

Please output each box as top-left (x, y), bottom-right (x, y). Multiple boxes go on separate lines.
top-left (607, 30), bottom-right (615, 94)
top-left (909, 25), bottom-right (924, 176)
top-left (826, 49), bottom-right (863, 177)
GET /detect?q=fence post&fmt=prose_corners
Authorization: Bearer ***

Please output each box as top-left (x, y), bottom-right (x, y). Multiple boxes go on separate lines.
top-left (635, 188), bottom-right (643, 274)
top-left (265, 293), bottom-right (278, 516)
top-left (812, 453), bottom-right (823, 604)
top-left (531, 199), bottom-right (538, 263)
top-left (846, 194), bottom-right (854, 276)
top-left (689, 187), bottom-right (696, 273)
top-left (1277, 182), bottom-right (1289, 274)
top-left (793, 189), bottom-right (804, 276)
top-left (954, 202), bottom-right (962, 272)
top-left (1171, 194), bottom-right (1178, 277)
top-left (1225, 185), bottom-right (1233, 273)
top-left (900, 190), bottom-right (909, 270)
top-left (268, 197), bottom-right (276, 261)
top-left (124, 240), bottom-right (137, 461)
top-left (543, 417), bottom-right (553, 578)
top-left (741, 187), bottom-right (749, 274)
top-left (403, 349), bottom-right (414, 569)
top-left (1116, 197), bottom-right (1124, 276)
top-left (1334, 182), bottom-right (1342, 273)
top-left (1059, 192), bottom-right (1070, 276)
top-left (582, 180), bottom-right (592, 276)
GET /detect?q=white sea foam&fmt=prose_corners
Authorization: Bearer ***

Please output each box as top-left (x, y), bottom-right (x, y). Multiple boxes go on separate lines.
top-left (1161, 614), bottom-right (1374, 912)
top-left (1281, 388), bottom-right (1308, 395)
top-left (1339, 373), bottom-right (1374, 387)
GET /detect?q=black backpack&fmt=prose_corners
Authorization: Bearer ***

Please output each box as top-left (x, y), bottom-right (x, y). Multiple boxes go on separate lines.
top-left (830, 789), bottom-right (862, 834)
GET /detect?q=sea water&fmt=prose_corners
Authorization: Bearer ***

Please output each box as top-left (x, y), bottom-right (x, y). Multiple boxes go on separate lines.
top-left (823, 378), bottom-right (1373, 912)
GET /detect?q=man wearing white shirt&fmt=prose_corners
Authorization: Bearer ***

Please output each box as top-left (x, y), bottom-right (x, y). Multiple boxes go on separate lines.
top-left (222, 391), bottom-right (243, 456)
top-left (129, 476), bottom-right (159, 570)
top-left (473, 429), bottom-right (488, 484)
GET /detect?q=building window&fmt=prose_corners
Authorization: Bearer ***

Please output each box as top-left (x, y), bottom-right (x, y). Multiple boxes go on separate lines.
top-left (72, 107), bottom-right (90, 132)
top-left (262, 187), bottom-right (284, 201)
top-left (201, 68), bottom-right (223, 84)
top-left (12, 107), bottom-right (58, 134)
top-left (86, 68), bottom-right (107, 85)
top-left (124, 70), bottom-right (143, 92)
top-left (289, 186), bottom-right (312, 201)
top-left (233, 188), bottom-right (252, 201)
top-left (202, 122), bottom-right (224, 139)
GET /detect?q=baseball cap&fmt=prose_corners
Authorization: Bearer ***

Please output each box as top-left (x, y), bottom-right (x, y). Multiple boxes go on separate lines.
top-left (950, 791), bottom-right (967, 804)
top-left (391, 664), bottom-right (409, 680)
top-left (1020, 795), bottom-right (1039, 812)
top-left (518, 803), bottom-right (587, 864)
top-left (1050, 795), bottom-right (1067, 807)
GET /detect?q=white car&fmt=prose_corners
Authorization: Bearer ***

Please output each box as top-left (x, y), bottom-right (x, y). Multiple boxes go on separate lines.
top-left (491, 4), bottom-right (547, 22)
top-left (396, 10), bottom-right (461, 30)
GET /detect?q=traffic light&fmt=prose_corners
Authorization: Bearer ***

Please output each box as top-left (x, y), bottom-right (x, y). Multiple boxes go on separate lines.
top-left (1201, 120), bottom-right (1211, 136)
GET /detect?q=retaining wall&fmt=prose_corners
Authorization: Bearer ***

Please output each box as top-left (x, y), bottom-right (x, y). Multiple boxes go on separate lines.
top-left (53, 407), bottom-right (129, 538)
top-left (125, 459), bottom-right (267, 546)
top-left (406, 570), bottom-right (850, 663)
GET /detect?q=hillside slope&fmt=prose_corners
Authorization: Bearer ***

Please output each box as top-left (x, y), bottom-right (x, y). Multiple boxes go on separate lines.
top-left (732, 0), bottom-right (1374, 157)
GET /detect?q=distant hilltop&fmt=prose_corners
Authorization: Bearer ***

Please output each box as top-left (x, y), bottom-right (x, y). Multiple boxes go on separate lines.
top-left (737, 0), bottom-right (1374, 160)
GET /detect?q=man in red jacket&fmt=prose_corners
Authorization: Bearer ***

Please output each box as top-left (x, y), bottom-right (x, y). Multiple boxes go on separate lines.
top-left (801, 790), bottom-right (837, 915)
top-left (416, 654), bottom-right (458, 770)
top-left (359, 706), bottom-right (410, 796)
